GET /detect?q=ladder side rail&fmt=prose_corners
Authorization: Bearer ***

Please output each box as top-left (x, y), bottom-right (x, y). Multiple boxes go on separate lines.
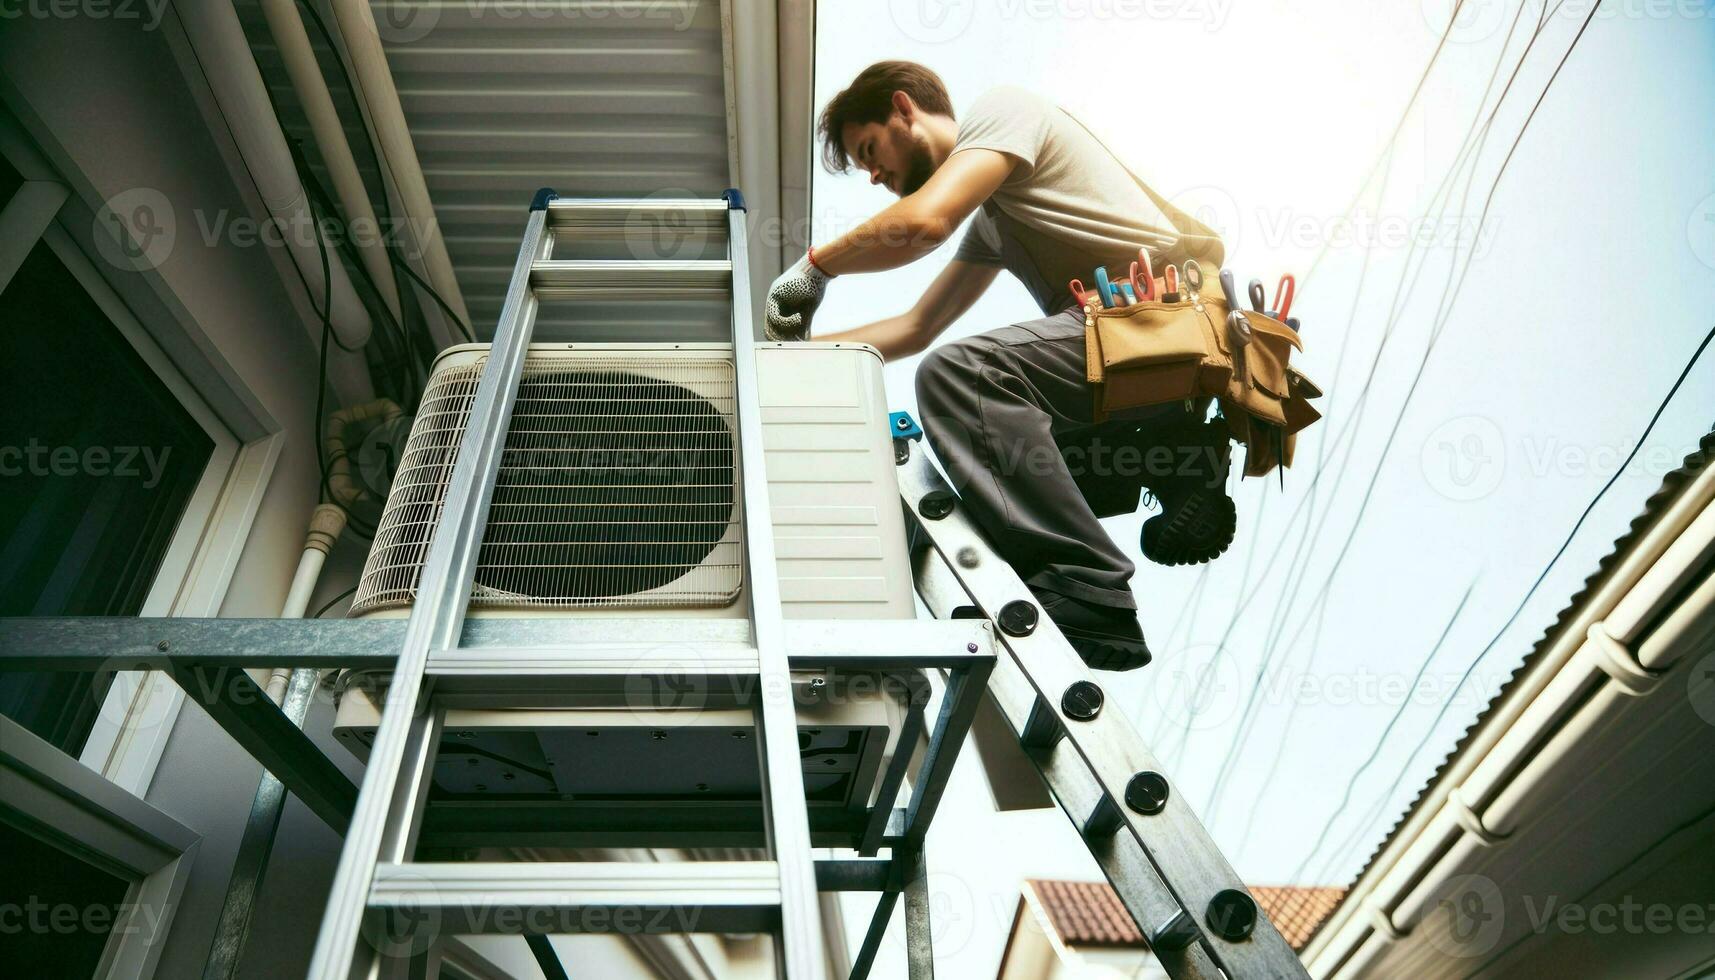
top-left (913, 548), bottom-right (1227, 980)
top-left (306, 203), bottom-right (554, 980)
top-left (899, 450), bottom-right (1311, 980)
top-left (725, 193), bottom-right (828, 979)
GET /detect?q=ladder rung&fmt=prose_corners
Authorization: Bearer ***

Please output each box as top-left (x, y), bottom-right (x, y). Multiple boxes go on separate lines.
top-left (1082, 794), bottom-right (1123, 838)
top-left (367, 861), bottom-right (782, 935)
top-left (442, 619), bottom-right (992, 671)
top-left (544, 198), bottom-right (729, 235)
top-left (529, 259), bottom-right (731, 296)
top-left (425, 643), bottom-right (763, 705)
top-left (429, 643), bottom-right (761, 676)
top-left (1019, 695), bottom-right (1064, 748)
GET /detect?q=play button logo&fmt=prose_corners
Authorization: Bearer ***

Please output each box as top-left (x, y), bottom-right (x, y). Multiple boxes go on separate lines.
top-left (890, 0), bottom-right (977, 43)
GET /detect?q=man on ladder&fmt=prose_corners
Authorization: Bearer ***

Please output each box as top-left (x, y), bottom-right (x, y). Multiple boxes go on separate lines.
top-left (765, 61), bottom-right (1233, 672)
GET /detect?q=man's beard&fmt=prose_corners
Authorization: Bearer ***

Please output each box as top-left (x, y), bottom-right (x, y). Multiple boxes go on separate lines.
top-left (898, 139), bottom-right (935, 195)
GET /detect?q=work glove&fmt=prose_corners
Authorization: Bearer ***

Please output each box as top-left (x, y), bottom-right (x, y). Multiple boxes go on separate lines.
top-left (764, 251), bottom-right (832, 341)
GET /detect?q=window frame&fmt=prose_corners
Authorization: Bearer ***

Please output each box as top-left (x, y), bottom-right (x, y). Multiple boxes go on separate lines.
top-left (0, 714), bottom-right (200, 980)
top-left (0, 118), bottom-right (284, 799)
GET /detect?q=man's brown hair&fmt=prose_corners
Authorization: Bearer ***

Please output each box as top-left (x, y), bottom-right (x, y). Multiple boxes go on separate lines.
top-left (817, 61), bottom-right (954, 173)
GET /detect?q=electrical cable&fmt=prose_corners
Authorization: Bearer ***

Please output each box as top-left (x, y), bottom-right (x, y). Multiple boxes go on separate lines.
top-left (1203, 0), bottom-right (1542, 819)
top-left (292, 0), bottom-right (476, 344)
top-left (305, 188), bottom-right (381, 539)
top-left (1235, 582), bottom-right (1337, 855)
top-left (1260, 0), bottom-right (1599, 676)
top-left (1161, 486), bottom-right (1272, 766)
top-left (1153, 1), bottom-right (1487, 750)
top-left (1297, 0), bottom-right (1472, 295)
top-left (313, 584), bottom-right (359, 619)
top-left (1295, 321), bottom-right (1715, 884)
top-left (1284, 578), bottom-right (1478, 883)
top-left (1201, 0), bottom-right (1590, 816)
top-left (1142, 562), bottom-right (1213, 737)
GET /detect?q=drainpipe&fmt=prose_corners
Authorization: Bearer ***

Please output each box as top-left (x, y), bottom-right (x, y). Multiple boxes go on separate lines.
top-left (263, 504), bottom-right (350, 702)
top-left (326, 0), bottom-right (471, 350)
top-left (173, 1), bottom-right (373, 354)
top-left (204, 504), bottom-right (348, 980)
top-left (258, 0), bottom-right (402, 322)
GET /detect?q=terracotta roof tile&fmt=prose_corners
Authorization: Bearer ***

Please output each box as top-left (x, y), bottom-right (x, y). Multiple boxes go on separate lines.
top-left (1026, 879), bottom-right (1345, 951)
top-left (1247, 885), bottom-right (1348, 949)
top-left (1028, 879), bottom-right (1143, 946)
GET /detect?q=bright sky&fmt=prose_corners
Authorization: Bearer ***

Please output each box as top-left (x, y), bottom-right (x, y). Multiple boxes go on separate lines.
top-left (810, 1), bottom-right (1715, 974)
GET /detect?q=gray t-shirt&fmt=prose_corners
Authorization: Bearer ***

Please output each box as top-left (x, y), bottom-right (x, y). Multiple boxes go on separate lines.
top-left (951, 86), bottom-right (1185, 315)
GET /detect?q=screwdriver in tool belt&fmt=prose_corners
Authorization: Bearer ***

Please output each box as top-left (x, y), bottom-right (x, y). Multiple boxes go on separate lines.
top-left (1219, 269), bottom-right (1252, 347)
top-left (1094, 266), bottom-right (1119, 307)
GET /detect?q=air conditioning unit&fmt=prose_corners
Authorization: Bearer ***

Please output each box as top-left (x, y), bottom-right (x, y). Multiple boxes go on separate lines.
top-left (332, 341), bottom-right (922, 847)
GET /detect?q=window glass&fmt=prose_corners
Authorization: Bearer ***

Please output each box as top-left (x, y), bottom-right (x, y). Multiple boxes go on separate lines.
top-left (0, 153), bottom-right (21, 204)
top-left (0, 242), bottom-right (215, 754)
top-left (0, 818), bottom-right (131, 977)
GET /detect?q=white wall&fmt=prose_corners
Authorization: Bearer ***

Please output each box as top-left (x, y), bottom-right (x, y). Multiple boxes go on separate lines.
top-left (0, 11), bottom-right (360, 977)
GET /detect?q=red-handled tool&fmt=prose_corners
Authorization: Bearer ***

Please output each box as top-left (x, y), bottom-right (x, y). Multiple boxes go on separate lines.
top-left (1069, 278), bottom-right (1099, 310)
top-left (1274, 273), bottom-right (1297, 323)
top-left (1163, 264), bottom-right (1180, 303)
top-left (1130, 248), bottom-right (1156, 302)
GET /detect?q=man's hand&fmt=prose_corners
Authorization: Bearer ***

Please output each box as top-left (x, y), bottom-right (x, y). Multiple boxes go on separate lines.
top-left (764, 253), bottom-right (832, 341)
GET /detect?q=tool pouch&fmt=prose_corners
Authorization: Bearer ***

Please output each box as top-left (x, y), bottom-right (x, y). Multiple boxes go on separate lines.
top-left (1057, 106), bottom-right (1327, 479)
top-left (1084, 294), bottom-right (1323, 479)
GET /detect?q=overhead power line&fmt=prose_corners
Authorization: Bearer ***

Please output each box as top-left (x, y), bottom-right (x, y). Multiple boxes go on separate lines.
top-left (1299, 320), bottom-right (1715, 885)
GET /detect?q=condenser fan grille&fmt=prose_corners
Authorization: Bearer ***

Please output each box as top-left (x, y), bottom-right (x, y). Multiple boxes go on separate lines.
top-left (352, 354), bottom-right (741, 613)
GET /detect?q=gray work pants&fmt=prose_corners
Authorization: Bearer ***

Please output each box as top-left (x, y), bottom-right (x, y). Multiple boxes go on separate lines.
top-left (914, 308), bottom-right (1186, 611)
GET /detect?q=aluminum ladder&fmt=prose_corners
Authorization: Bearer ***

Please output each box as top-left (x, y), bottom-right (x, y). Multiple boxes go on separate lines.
top-left (893, 427), bottom-right (1314, 980)
top-left (306, 189), bottom-right (847, 979)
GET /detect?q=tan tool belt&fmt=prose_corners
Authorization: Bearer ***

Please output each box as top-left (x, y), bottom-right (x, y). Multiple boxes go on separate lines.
top-left (1082, 289), bottom-right (1322, 477)
top-left (1059, 108), bottom-right (1325, 478)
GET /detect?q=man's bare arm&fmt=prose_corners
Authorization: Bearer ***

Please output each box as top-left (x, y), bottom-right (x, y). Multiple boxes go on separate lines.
top-left (813, 148), bottom-right (1015, 276)
top-left (816, 259), bottom-right (999, 360)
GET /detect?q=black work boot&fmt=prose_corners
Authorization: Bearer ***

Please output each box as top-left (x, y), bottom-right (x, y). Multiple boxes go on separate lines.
top-left (1030, 587), bottom-right (1152, 670)
top-left (1138, 418), bottom-right (1237, 567)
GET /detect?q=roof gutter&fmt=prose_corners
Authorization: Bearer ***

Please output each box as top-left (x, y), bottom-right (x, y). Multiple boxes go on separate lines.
top-left (1306, 457), bottom-right (1715, 977)
top-left (173, 0), bottom-right (373, 354)
top-left (326, 0), bottom-right (471, 348)
top-left (257, 0), bottom-right (402, 323)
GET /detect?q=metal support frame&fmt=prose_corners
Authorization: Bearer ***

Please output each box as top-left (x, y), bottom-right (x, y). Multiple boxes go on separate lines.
top-left (898, 446), bottom-right (1311, 980)
top-left (202, 666), bottom-right (323, 980)
top-left (0, 194), bottom-right (999, 979)
top-left (184, 666), bottom-right (355, 832)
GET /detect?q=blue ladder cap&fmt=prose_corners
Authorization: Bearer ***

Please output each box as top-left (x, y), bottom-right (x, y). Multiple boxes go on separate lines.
top-left (530, 188), bottom-right (558, 211)
top-left (722, 188), bottom-right (747, 211)
top-left (889, 411), bottom-right (923, 441)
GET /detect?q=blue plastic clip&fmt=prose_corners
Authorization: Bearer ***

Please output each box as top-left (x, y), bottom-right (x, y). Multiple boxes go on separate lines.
top-left (889, 411), bottom-right (923, 441)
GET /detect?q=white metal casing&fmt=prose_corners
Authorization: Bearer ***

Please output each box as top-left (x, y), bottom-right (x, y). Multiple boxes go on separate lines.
top-left (350, 341), bottom-right (914, 622)
top-left (335, 341), bottom-right (918, 819)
